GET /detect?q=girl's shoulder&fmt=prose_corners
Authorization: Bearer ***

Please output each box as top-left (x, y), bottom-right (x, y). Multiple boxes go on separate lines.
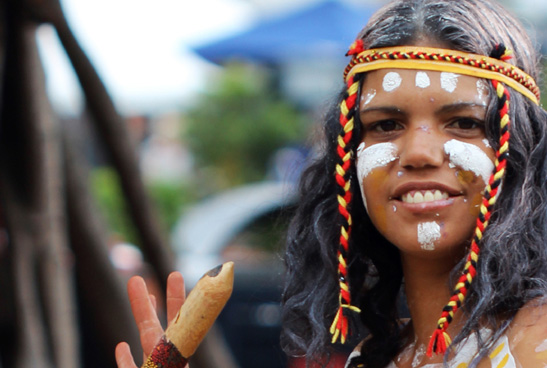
top-left (504, 297), bottom-right (547, 367)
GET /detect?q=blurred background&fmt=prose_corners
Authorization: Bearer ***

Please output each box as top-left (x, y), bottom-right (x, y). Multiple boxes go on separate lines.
top-left (0, 0), bottom-right (545, 367)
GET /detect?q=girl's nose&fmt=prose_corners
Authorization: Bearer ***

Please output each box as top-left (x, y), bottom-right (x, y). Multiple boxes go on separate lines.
top-left (398, 126), bottom-right (445, 169)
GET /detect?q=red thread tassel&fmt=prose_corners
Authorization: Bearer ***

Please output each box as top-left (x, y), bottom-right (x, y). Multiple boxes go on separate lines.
top-left (427, 329), bottom-right (450, 357)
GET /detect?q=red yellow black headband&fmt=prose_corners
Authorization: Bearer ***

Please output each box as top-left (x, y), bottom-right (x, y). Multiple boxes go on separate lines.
top-left (344, 45), bottom-right (540, 105)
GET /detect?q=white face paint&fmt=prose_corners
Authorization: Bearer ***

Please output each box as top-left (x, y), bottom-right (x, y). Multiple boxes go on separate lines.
top-left (356, 142), bottom-right (398, 212)
top-left (417, 222), bottom-right (441, 250)
top-left (415, 71), bottom-right (431, 89)
top-left (411, 344), bottom-right (426, 368)
top-left (356, 142), bottom-right (398, 179)
top-left (444, 139), bottom-right (494, 184)
top-left (383, 72), bottom-right (402, 92)
top-left (482, 138), bottom-right (491, 148)
top-left (535, 339), bottom-right (547, 353)
top-left (476, 79), bottom-right (490, 103)
top-left (361, 89), bottom-right (377, 106)
top-left (440, 72), bottom-right (459, 93)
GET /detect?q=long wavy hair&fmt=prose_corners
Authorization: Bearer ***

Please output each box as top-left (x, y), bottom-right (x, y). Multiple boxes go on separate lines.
top-left (281, 1), bottom-right (547, 367)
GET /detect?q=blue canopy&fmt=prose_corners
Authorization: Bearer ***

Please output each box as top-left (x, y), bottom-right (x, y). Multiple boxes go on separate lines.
top-left (193, 0), bottom-right (379, 64)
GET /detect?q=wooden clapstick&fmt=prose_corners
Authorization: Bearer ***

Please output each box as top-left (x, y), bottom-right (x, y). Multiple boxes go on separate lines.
top-left (142, 262), bottom-right (234, 368)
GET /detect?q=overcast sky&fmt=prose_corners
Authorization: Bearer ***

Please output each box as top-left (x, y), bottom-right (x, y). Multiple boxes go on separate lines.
top-left (38, 0), bottom-right (258, 116)
top-left (38, 0), bottom-right (545, 117)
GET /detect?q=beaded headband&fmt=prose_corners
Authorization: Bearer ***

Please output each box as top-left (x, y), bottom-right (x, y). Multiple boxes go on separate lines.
top-left (331, 43), bottom-right (540, 354)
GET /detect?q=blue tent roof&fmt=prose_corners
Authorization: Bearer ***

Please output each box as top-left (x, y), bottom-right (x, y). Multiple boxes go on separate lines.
top-left (193, 0), bottom-right (379, 64)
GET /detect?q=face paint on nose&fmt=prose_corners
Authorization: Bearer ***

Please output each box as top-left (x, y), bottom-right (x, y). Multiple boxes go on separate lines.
top-left (444, 139), bottom-right (494, 184)
top-left (383, 72), bottom-right (402, 92)
top-left (440, 72), bottom-right (459, 93)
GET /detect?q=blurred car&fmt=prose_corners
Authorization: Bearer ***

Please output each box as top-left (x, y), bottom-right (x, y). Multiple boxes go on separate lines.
top-left (172, 181), bottom-right (297, 368)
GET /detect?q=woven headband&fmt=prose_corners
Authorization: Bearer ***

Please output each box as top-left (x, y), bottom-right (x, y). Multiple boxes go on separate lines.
top-left (344, 45), bottom-right (540, 105)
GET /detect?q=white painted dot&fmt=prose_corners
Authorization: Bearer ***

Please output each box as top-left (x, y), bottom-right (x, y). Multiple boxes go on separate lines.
top-left (383, 72), bottom-right (402, 92)
top-left (440, 72), bottom-right (459, 93)
top-left (415, 71), bottom-right (430, 88)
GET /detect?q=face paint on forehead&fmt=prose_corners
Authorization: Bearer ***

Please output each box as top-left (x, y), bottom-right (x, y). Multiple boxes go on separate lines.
top-left (440, 72), bottom-right (459, 93)
top-left (444, 139), bottom-right (494, 184)
top-left (383, 72), bottom-right (402, 92)
top-left (361, 89), bottom-right (377, 107)
top-left (415, 72), bottom-right (431, 89)
top-left (476, 79), bottom-right (490, 104)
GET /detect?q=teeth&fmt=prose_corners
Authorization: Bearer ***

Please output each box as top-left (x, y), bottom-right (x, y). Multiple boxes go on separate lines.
top-left (402, 190), bottom-right (449, 203)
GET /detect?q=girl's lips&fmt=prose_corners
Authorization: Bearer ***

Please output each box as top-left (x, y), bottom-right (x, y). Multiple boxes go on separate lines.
top-left (391, 181), bottom-right (462, 199)
top-left (390, 182), bottom-right (462, 213)
top-left (394, 196), bottom-right (457, 213)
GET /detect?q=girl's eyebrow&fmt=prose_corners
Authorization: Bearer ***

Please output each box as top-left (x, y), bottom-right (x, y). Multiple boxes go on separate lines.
top-left (435, 102), bottom-right (488, 115)
top-left (359, 106), bottom-right (403, 115)
top-left (360, 102), bottom-right (487, 116)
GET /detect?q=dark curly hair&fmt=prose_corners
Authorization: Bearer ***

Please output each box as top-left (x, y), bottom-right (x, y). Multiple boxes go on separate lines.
top-left (281, 1), bottom-right (547, 367)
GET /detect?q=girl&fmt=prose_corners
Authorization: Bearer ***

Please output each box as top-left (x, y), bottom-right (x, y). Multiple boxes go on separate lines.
top-left (117, 0), bottom-right (547, 367)
top-left (281, 0), bottom-right (547, 367)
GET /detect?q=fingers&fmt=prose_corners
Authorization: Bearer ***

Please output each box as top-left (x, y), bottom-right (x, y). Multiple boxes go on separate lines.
top-left (127, 276), bottom-right (164, 357)
top-left (166, 272), bottom-right (186, 324)
top-left (115, 342), bottom-right (138, 368)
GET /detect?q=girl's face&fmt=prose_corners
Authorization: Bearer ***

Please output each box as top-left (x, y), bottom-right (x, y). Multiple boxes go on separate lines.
top-left (357, 69), bottom-right (495, 258)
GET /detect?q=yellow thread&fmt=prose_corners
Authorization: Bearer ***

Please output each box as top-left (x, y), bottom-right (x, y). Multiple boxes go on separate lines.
top-left (344, 182), bottom-right (351, 192)
top-left (341, 304), bottom-right (362, 313)
top-left (348, 81), bottom-right (359, 95)
top-left (345, 46), bottom-right (539, 104)
top-left (443, 332), bottom-right (453, 347)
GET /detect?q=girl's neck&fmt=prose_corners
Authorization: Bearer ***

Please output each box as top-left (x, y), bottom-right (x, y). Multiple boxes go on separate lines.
top-left (400, 254), bottom-right (463, 349)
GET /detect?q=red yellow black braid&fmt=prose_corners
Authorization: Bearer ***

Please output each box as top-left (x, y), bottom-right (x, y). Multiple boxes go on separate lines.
top-left (330, 73), bottom-right (362, 344)
top-left (426, 78), bottom-right (511, 356)
top-left (334, 43), bottom-right (539, 349)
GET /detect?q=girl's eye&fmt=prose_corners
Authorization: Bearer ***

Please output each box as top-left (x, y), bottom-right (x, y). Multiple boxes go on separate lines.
top-left (369, 120), bottom-right (402, 132)
top-left (448, 118), bottom-right (483, 130)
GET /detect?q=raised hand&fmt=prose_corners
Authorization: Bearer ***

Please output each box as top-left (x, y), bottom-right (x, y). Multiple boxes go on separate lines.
top-left (115, 272), bottom-right (187, 368)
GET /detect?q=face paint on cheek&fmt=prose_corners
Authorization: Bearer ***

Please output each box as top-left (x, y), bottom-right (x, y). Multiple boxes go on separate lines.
top-left (440, 72), bottom-right (459, 93)
top-left (356, 142), bottom-right (398, 178)
top-left (417, 221), bottom-right (441, 250)
top-left (415, 71), bottom-right (430, 89)
top-left (356, 142), bottom-right (398, 213)
top-left (535, 340), bottom-right (547, 361)
top-left (456, 170), bottom-right (475, 185)
top-left (444, 139), bottom-right (494, 185)
top-left (382, 72), bottom-right (402, 92)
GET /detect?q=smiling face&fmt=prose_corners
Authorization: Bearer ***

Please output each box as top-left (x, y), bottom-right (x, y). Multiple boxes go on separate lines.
top-left (356, 69), bottom-right (495, 258)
